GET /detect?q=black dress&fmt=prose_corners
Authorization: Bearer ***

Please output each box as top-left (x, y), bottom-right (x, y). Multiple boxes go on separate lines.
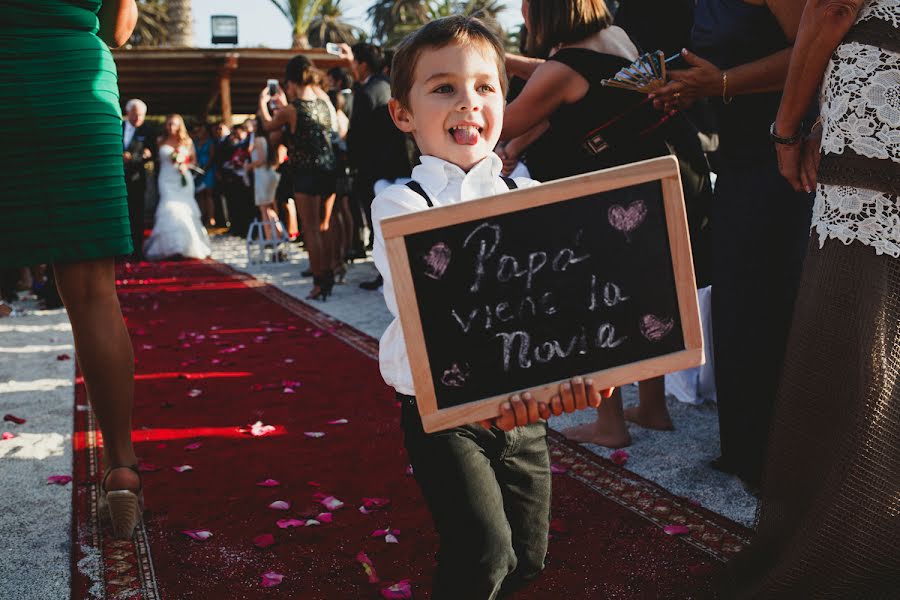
top-left (537, 48), bottom-right (712, 286)
top-left (692, 0), bottom-right (813, 487)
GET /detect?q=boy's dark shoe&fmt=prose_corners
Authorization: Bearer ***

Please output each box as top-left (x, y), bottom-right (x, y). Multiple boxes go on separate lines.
top-left (359, 275), bottom-right (383, 290)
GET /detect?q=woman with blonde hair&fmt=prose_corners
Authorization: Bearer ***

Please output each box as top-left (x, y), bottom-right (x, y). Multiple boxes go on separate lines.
top-left (144, 114), bottom-right (212, 260)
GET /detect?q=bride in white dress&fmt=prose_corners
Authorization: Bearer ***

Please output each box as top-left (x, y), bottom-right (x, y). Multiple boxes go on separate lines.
top-left (144, 114), bottom-right (211, 260)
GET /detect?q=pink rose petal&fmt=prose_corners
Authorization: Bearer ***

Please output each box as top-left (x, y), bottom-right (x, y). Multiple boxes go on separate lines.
top-left (610, 449), bottom-right (630, 466)
top-left (172, 465), bottom-right (193, 473)
top-left (317, 512), bottom-right (333, 523)
top-left (356, 551), bottom-right (380, 583)
top-left (56, 354), bottom-right (71, 361)
top-left (187, 389), bottom-right (202, 398)
top-left (184, 442), bottom-right (202, 451)
top-left (664, 525), bottom-right (691, 536)
top-left (550, 463), bottom-right (568, 474)
top-left (276, 518), bottom-right (305, 529)
top-left (384, 533), bottom-right (399, 544)
top-left (47, 475), bottom-right (72, 485)
top-left (318, 496), bottom-right (344, 511)
top-left (283, 358), bottom-right (295, 364)
top-left (304, 431), bottom-right (325, 438)
top-left (260, 571), bottom-right (284, 588)
top-left (2, 432), bottom-right (15, 440)
top-left (3, 414), bottom-right (26, 425)
top-left (137, 462), bottom-right (161, 472)
top-left (268, 500), bottom-right (291, 510)
top-left (381, 579), bottom-right (413, 599)
top-left (307, 481), bottom-right (321, 487)
top-left (327, 418), bottom-right (349, 425)
top-left (283, 387), bottom-right (295, 394)
top-left (304, 519), bottom-right (320, 527)
top-left (404, 464), bottom-right (414, 476)
top-left (182, 529), bottom-right (213, 541)
top-left (256, 478), bottom-right (280, 487)
top-left (253, 533), bottom-right (276, 548)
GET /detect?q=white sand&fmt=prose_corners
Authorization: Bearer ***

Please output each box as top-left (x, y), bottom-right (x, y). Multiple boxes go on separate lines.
top-left (0, 299), bottom-right (74, 600)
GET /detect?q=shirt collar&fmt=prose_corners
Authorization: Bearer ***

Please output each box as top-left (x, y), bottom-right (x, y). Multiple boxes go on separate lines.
top-left (413, 153), bottom-right (503, 199)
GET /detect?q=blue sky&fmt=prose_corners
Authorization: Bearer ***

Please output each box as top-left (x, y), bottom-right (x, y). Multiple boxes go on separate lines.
top-left (191, 0), bottom-right (524, 48)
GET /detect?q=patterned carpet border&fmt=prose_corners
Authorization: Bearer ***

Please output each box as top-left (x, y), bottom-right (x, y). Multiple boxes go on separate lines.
top-left (209, 261), bottom-right (753, 562)
top-left (72, 386), bottom-right (161, 600)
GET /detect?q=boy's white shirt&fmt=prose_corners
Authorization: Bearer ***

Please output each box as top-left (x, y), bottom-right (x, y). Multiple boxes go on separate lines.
top-left (372, 152), bottom-right (539, 395)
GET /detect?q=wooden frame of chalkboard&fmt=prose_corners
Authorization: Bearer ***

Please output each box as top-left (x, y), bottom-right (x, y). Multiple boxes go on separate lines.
top-left (381, 156), bottom-right (703, 433)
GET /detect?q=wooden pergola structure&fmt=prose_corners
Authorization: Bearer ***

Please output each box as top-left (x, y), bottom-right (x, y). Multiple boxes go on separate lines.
top-left (112, 47), bottom-right (350, 125)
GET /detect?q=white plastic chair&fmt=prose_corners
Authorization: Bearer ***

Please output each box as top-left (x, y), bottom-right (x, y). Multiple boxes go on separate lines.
top-left (246, 218), bottom-right (291, 265)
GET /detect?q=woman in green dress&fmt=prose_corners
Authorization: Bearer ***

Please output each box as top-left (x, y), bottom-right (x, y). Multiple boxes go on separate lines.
top-left (0, 0), bottom-right (142, 538)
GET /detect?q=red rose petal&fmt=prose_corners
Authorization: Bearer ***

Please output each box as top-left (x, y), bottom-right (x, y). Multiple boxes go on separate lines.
top-left (3, 414), bottom-right (26, 425)
top-left (182, 529), bottom-right (213, 541)
top-left (610, 449), bottom-right (630, 466)
top-left (47, 475), bottom-right (72, 485)
top-left (256, 479), bottom-right (280, 487)
top-left (56, 354), bottom-right (71, 361)
top-left (253, 533), bottom-right (276, 548)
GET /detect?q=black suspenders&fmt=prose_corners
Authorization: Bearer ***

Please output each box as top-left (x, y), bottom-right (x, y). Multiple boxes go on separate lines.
top-left (405, 177), bottom-right (518, 207)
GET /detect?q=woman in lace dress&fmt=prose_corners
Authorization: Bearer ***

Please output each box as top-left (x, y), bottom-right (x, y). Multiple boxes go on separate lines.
top-left (724, 0), bottom-right (899, 596)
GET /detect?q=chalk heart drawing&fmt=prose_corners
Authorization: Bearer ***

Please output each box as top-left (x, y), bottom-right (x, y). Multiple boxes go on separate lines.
top-left (640, 314), bottom-right (674, 342)
top-left (608, 200), bottom-right (648, 241)
top-left (423, 242), bottom-right (452, 280)
top-left (441, 362), bottom-right (470, 388)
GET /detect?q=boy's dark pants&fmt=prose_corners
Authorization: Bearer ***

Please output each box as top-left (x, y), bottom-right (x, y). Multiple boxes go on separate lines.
top-left (399, 394), bottom-right (551, 600)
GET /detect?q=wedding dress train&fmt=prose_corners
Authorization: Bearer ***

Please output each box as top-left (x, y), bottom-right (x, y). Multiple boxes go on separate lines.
top-left (144, 144), bottom-right (211, 260)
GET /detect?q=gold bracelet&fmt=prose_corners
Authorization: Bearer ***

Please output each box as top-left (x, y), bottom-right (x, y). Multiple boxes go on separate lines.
top-left (722, 70), bottom-right (733, 104)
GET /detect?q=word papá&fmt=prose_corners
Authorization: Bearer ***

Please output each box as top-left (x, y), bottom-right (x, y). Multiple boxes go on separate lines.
top-left (404, 178), bottom-right (684, 411)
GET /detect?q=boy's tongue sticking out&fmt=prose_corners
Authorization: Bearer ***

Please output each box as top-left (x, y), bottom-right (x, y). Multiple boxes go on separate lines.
top-left (450, 125), bottom-right (481, 146)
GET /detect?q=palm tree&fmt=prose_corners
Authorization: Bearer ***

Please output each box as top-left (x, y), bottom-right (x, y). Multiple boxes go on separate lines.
top-left (367, 0), bottom-right (430, 47)
top-left (129, 0), bottom-right (169, 47)
top-left (369, 0), bottom-right (508, 47)
top-left (307, 0), bottom-right (365, 47)
top-left (166, 0), bottom-right (193, 47)
top-left (268, 0), bottom-right (331, 48)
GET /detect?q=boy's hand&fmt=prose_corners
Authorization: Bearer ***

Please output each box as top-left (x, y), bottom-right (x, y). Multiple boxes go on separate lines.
top-left (478, 378), bottom-right (615, 431)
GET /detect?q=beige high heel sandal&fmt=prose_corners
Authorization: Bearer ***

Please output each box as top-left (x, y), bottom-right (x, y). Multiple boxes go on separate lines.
top-left (102, 465), bottom-right (144, 539)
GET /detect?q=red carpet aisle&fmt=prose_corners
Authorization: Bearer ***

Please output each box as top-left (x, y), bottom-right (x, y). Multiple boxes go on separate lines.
top-left (71, 260), bottom-right (751, 599)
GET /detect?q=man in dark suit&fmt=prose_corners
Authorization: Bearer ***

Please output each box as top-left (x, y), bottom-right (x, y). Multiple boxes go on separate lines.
top-left (122, 98), bottom-right (156, 260)
top-left (346, 43), bottom-right (413, 289)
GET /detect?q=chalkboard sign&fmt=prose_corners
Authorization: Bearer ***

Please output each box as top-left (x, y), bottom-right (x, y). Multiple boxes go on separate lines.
top-left (381, 157), bottom-right (703, 432)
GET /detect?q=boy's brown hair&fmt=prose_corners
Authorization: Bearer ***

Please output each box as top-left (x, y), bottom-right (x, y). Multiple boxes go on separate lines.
top-left (390, 15), bottom-right (508, 111)
top-left (525, 0), bottom-right (613, 57)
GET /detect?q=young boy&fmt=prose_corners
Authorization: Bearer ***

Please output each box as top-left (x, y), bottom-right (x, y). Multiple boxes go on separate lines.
top-left (371, 16), bottom-right (610, 600)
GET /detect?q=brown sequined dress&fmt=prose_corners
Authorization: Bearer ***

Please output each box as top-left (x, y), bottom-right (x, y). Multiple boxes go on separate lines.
top-left (723, 1), bottom-right (900, 597)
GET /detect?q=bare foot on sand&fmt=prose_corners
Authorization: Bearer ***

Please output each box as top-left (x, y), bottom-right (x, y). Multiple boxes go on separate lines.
top-left (561, 421), bottom-right (632, 448)
top-left (624, 406), bottom-right (674, 431)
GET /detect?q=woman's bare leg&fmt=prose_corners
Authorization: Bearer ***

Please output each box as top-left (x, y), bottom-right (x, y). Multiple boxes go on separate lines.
top-left (54, 258), bottom-right (139, 492)
top-left (320, 193), bottom-right (336, 275)
top-left (259, 205), bottom-right (272, 239)
top-left (296, 192), bottom-right (323, 277)
top-left (625, 376), bottom-right (674, 430)
top-left (561, 388), bottom-right (632, 448)
top-left (264, 204), bottom-right (284, 237)
top-left (285, 199), bottom-right (299, 239)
